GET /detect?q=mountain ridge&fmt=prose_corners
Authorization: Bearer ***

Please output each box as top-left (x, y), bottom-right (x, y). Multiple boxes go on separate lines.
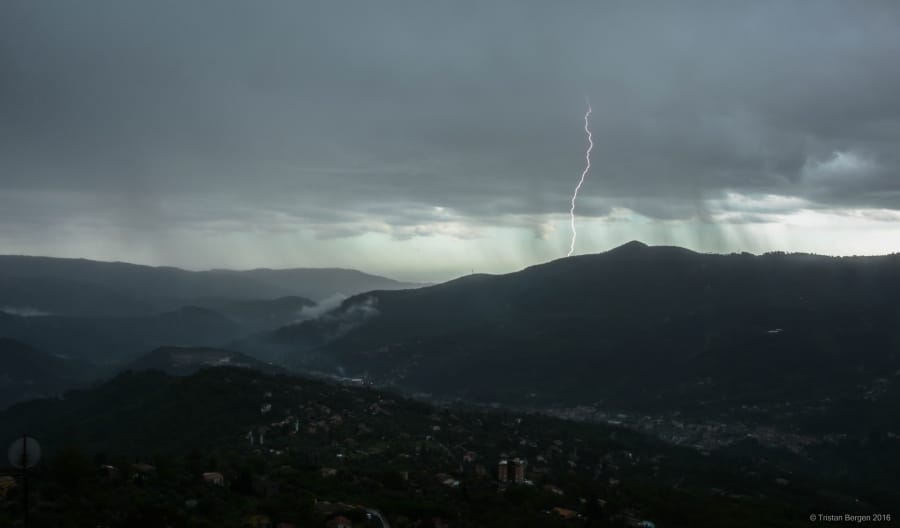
top-left (244, 241), bottom-right (900, 413)
top-left (0, 254), bottom-right (423, 316)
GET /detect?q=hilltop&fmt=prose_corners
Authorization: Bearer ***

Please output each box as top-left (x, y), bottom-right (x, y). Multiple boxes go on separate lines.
top-left (250, 242), bottom-right (900, 412)
top-left (124, 346), bottom-right (285, 376)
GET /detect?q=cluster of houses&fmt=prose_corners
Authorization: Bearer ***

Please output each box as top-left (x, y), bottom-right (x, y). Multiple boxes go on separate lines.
top-left (496, 457), bottom-right (528, 484)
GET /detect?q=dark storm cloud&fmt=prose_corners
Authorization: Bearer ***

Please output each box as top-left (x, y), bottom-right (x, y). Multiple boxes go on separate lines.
top-left (1, 0), bottom-right (899, 238)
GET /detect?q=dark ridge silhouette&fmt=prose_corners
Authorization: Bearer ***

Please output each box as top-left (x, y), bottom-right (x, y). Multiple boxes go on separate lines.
top-left (248, 241), bottom-right (900, 413)
top-left (0, 306), bottom-right (244, 364)
top-left (0, 254), bottom-right (423, 316)
top-left (0, 337), bottom-right (94, 408)
top-left (125, 346), bottom-right (284, 376)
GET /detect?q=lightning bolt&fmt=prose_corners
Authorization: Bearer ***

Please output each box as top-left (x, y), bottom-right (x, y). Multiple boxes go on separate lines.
top-left (568, 98), bottom-right (593, 257)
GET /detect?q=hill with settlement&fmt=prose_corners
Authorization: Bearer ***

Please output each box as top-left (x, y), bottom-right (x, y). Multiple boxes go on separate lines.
top-left (0, 367), bottom-right (895, 527)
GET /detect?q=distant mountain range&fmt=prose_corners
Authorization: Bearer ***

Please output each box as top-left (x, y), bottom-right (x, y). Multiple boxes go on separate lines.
top-left (246, 241), bottom-right (900, 418)
top-left (0, 256), bottom-right (422, 405)
top-left (0, 255), bottom-right (422, 366)
top-left (4, 243), bottom-right (900, 430)
top-left (0, 255), bottom-right (422, 316)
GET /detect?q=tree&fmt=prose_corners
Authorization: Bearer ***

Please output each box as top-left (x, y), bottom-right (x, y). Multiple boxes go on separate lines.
top-left (51, 447), bottom-right (93, 488)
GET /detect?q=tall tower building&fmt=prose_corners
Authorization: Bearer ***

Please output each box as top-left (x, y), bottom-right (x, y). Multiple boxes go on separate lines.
top-left (513, 458), bottom-right (526, 483)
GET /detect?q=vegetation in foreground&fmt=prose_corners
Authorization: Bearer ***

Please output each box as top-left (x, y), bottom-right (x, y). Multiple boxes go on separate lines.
top-left (1, 367), bottom-right (895, 527)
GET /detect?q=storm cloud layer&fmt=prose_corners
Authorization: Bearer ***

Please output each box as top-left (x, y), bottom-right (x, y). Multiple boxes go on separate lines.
top-left (1, 1), bottom-right (899, 278)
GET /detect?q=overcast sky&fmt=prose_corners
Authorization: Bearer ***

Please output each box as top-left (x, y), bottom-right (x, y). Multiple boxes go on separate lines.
top-left (2, 1), bottom-right (899, 281)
